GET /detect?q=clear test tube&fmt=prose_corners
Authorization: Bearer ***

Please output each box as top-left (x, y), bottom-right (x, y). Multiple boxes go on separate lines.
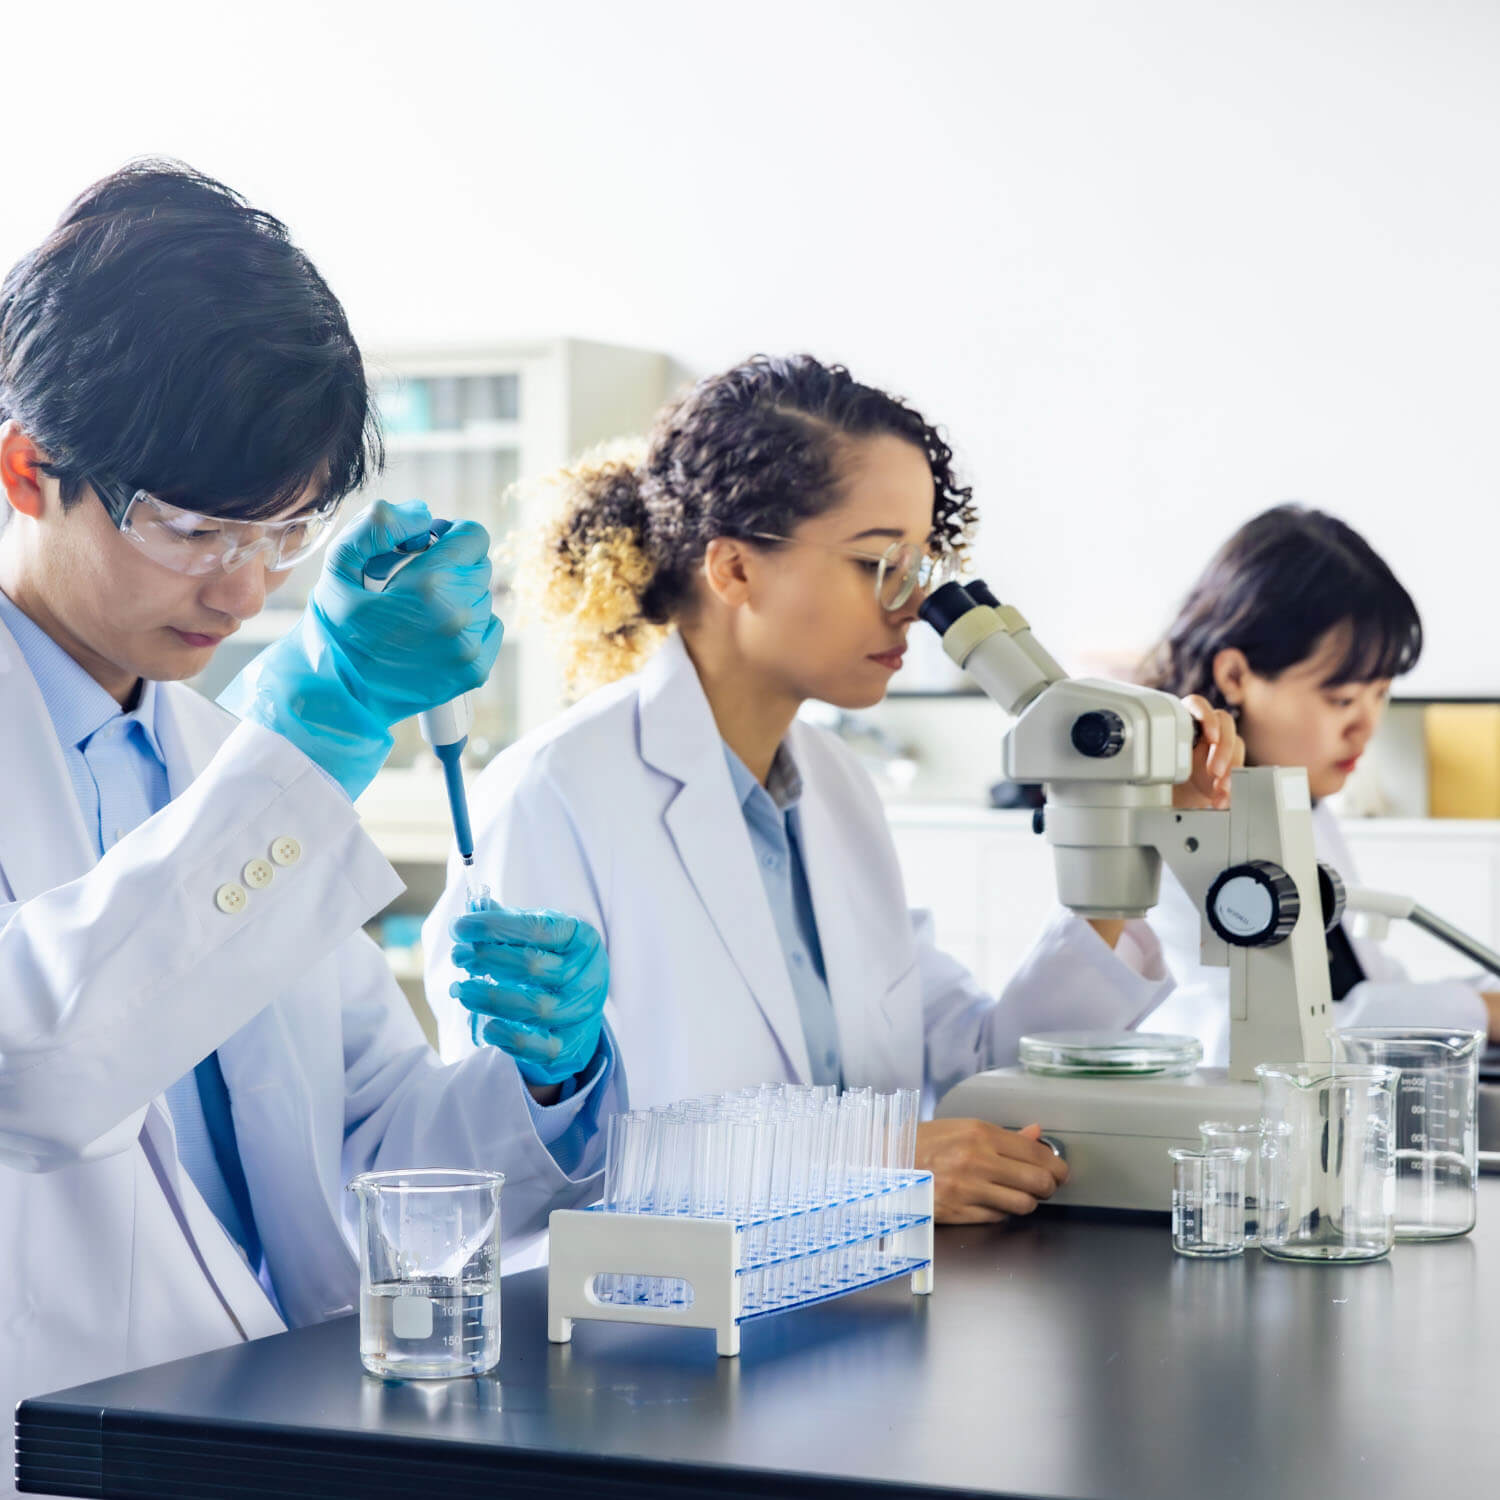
top-left (766, 1116), bottom-right (795, 1302)
top-left (890, 1089), bottom-right (919, 1172)
top-left (727, 1117), bottom-right (758, 1227)
top-left (874, 1089), bottom-right (914, 1232)
top-left (834, 1094), bottom-right (870, 1284)
top-left (864, 1094), bottom-right (891, 1261)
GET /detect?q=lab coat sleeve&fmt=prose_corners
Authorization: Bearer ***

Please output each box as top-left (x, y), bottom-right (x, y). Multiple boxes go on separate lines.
top-left (914, 906), bottom-right (1174, 1103)
top-left (339, 926), bottom-right (623, 1248)
top-left (1341, 923), bottom-right (1490, 1031)
top-left (1335, 979), bottom-right (1490, 1033)
top-left (0, 720), bottom-right (402, 1172)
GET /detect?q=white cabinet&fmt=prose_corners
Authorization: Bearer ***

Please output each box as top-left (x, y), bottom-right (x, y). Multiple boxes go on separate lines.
top-left (189, 338), bottom-right (671, 756)
top-left (1338, 820), bottom-right (1500, 982)
top-left (365, 339), bottom-right (670, 753)
top-left (886, 807), bottom-right (1054, 998)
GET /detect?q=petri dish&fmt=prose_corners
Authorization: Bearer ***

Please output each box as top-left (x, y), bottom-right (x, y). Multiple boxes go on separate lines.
top-left (1018, 1030), bottom-right (1203, 1078)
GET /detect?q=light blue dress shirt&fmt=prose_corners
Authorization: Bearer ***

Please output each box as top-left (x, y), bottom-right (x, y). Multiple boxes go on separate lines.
top-left (724, 742), bottom-right (842, 1086)
top-left (0, 588), bottom-right (263, 1269)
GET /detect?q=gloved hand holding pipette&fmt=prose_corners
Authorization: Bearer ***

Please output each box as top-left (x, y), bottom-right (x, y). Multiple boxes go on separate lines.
top-left (450, 901), bottom-right (610, 1085)
top-left (220, 499), bottom-right (501, 800)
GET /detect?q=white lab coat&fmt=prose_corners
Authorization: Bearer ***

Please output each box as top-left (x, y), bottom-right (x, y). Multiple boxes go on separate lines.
top-left (425, 631), bottom-right (1172, 1110)
top-left (1141, 800), bottom-right (1489, 1065)
top-left (0, 614), bottom-right (603, 1493)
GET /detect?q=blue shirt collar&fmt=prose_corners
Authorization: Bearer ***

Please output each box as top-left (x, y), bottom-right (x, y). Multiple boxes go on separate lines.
top-left (722, 741), bottom-right (804, 814)
top-left (0, 587), bottom-right (165, 760)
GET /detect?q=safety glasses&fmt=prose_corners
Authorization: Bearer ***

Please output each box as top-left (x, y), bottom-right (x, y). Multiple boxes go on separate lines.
top-left (91, 478), bottom-right (341, 577)
top-left (749, 532), bottom-right (948, 611)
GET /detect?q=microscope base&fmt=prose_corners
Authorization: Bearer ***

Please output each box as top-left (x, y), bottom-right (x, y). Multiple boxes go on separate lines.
top-left (936, 1066), bottom-right (1260, 1213)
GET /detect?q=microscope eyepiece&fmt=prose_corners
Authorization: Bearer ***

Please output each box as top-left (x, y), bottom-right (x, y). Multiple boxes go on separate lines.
top-left (966, 580), bottom-right (1001, 609)
top-left (918, 581), bottom-right (978, 636)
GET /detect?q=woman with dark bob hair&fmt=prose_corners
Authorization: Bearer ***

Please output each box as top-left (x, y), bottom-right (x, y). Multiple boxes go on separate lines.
top-left (425, 354), bottom-right (1244, 1224)
top-left (1137, 503), bottom-right (1498, 1062)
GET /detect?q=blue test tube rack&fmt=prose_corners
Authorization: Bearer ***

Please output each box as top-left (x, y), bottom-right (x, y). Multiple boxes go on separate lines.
top-left (547, 1169), bottom-right (934, 1357)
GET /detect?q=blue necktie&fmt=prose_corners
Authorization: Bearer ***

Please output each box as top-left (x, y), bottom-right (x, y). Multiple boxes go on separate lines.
top-left (164, 1054), bottom-right (263, 1270)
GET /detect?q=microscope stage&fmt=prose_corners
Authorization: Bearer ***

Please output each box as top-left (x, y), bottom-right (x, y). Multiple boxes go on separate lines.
top-left (937, 1066), bottom-right (1260, 1213)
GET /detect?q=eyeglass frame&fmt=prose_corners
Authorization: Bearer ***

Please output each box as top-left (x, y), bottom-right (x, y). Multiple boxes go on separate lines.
top-left (89, 474), bottom-right (343, 575)
top-left (747, 531), bottom-right (947, 611)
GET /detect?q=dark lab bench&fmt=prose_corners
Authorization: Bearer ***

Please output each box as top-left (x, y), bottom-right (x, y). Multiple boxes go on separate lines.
top-left (19, 1179), bottom-right (1500, 1499)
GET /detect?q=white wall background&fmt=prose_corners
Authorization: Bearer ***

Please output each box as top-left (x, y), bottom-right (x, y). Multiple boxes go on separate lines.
top-left (4, 0), bottom-right (1498, 691)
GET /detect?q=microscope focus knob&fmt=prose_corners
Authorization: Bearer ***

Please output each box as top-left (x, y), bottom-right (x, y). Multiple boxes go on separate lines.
top-left (1317, 862), bottom-right (1347, 933)
top-left (1206, 860), bottom-right (1302, 947)
top-left (1071, 710), bottom-right (1126, 758)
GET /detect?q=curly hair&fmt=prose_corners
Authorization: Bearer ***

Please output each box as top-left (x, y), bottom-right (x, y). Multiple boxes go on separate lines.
top-left (520, 354), bottom-right (978, 693)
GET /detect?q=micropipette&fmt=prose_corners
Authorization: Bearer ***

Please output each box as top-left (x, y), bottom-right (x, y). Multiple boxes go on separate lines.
top-left (362, 520), bottom-right (484, 901)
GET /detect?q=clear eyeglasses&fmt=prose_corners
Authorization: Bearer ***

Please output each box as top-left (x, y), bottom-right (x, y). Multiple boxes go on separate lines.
top-left (749, 532), bottom-right (948, 611)
top-left (92, 477), bottom-right (342, 577)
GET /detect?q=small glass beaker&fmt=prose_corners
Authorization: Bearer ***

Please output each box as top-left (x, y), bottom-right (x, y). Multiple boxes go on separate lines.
top-left (347, 1168), bottom-right (504, 1378)
top-left (1255, 1062), bottom-right (1397, 1263)
top-left (1199, 1121), bottom-right (1266, 1245)
top-left (1328, 1027), bottom-right (1483, 1240)
top-left (1169, 1146), bottom-right (1249, 1258)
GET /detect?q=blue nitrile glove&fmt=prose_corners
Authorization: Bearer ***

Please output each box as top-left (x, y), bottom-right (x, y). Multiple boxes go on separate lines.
top-left (219, 500), bottom-right (502, 800)
top-left (450, 901), bottom-right (610, 1086)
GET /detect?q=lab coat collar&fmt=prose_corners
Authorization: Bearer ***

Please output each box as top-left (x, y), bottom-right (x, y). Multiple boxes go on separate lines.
top-left (152, 677), bottom-right (238, 795)
top-left (0, 611), bottom-right (96, 896)
top-left (636, 633), bottom-right (814, 1082)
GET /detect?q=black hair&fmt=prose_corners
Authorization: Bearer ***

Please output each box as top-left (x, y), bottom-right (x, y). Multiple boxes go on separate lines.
top-left (0, 158), bottom-right (381, 520)
top-left (1139, 504), bottom-right (1422, 706)
top-left (529, 353), bottom-right (978, 689)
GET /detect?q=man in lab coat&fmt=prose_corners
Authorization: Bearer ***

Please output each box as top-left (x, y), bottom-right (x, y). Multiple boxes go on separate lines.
top-left (0, 160), bottom-right (617, 1487)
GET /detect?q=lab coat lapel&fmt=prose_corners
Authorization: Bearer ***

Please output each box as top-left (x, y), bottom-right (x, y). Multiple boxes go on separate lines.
top-left (637, 635), bottom-right (813, 1082)
top-left (139, 1100), bottom-right (285, 1341)
top-left (153, 680), bottom-right (238, 799)
top-left (790, 725), bottom-right (892, 1086)
top-left (156, 682), bottom-right (362, 1324)
top-left (0, 615), bottom-right (97, 896)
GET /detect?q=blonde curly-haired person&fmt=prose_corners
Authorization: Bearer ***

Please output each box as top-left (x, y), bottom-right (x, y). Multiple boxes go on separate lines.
top-left (425, 355), bottom-right (1242, 1224)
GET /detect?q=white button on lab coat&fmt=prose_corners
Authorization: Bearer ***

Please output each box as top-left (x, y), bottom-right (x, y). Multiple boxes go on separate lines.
top-left (1141, 800), bottom-right (1489, 1065)
top-left (425, 631), bottom-right (1173, 1112)
top-left (0, 615), bottom-right (607, 1493)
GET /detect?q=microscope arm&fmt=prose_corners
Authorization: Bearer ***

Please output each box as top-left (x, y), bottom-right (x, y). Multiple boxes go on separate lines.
top-left (1344, 887), bottom-right (1500, 981)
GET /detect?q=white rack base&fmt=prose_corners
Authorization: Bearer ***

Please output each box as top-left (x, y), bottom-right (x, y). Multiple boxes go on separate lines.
top-left (548, 1171), bottom-right (935, 1356)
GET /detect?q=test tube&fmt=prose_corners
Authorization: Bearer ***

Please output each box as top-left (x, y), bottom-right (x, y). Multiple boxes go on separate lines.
top-left (466, 880), bottom-right (492, 914)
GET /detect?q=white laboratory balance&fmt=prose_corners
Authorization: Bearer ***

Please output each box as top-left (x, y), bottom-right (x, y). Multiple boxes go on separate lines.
top-left (922, 580), bottom-right (1342, 1213)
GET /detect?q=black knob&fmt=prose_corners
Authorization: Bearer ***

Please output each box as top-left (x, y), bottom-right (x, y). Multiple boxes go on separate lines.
top-left (1318, 862), bottom-right (1347, 933)
top-left (1071, 710), bottom-right (1126, 758)
top-left (1206, 860), bottom-right (1301, 947)
top-left (1031, 806), bottom-right (1046, 836)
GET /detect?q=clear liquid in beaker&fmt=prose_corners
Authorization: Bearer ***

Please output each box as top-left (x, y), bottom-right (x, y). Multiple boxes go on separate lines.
top-left (1392, 1148), bottom-right (1475, 1239)
top-left (360, 1278), bottom-right (500, 1378)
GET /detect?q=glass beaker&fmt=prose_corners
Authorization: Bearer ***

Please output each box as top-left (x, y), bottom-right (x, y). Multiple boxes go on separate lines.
top-left (1328, 1027), bottom-right (1483, 1240)
top-left (1198, 1121), bottom-right (1266, 1245)
top-left (1255, 1062), bottom-right (1397, 1262)
top-left (347, 1168), bottom-right (504, 1378)
top-left (1170, 1146), bottom-right (1249, 1258)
